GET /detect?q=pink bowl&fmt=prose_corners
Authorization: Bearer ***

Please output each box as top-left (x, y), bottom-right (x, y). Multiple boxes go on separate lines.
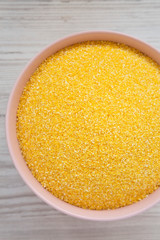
top-left (6, 31), bottom-right (160, 221)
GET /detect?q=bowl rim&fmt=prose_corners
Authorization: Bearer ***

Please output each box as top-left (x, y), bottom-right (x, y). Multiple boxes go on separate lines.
top-left (6, 30), bottom-right (160, 221)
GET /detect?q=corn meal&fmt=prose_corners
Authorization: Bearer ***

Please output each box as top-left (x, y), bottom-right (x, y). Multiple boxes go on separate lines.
top-left (17, 41), bottom-right (160, 210)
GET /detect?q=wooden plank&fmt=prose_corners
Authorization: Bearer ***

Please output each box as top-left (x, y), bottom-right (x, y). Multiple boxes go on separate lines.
top-left (0, 0), bottom-right (160, 239)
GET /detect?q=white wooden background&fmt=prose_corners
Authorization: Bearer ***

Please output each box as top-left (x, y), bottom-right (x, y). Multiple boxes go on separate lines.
top-left (0, 0), bottom-right (160, 239)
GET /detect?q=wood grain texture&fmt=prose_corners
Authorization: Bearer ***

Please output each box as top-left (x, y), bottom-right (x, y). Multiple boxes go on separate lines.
top-left (0, 0), bottom-right (160, 239)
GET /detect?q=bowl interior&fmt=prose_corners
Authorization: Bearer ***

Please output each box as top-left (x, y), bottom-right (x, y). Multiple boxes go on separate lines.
top-left (6, 31), bottom-right (160, 221)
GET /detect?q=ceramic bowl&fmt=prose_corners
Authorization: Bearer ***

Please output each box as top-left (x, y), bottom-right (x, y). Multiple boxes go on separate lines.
top-left (6, 31), bottom-right (160, 221)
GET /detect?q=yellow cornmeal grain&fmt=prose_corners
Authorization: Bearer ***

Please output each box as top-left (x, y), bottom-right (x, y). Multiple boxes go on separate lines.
top-left (17, 41), bottom-right (160, 210)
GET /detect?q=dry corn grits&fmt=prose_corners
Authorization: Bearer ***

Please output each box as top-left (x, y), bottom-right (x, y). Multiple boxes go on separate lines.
top-left (17, 41), bottom-right (160, 210)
